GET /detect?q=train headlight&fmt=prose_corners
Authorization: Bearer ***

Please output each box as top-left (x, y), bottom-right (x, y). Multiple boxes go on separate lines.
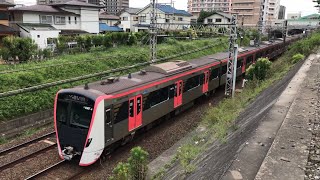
top-left (86, 138), bottom-right (92, 148)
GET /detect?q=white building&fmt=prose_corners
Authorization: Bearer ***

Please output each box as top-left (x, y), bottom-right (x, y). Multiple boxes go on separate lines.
top-left (119, 8), bottom-right (140, 32)
top-left (203, 12), bottom-right (231, 25)
top-left (9, 1), bottom-right (101, 49)
top-left (135, 4), bottom-right (192, 32)
top-left (287, 12), bottom-right (302, 20)
top-left (267, 0), bottom-right (280, 25)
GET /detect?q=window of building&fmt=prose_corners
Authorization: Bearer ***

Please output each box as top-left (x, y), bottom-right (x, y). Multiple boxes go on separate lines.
top-left (40, 15), bottom-right (53, 24)
top-left (166, 19), bottom-right (170, 23)
top-left (68, 16), bottom-right (71, 24)
top-left (207, 18), bottom-right (213, 23)
top-left (37, 35), bottom-right (40, 38)
top-left (123, 17), bottom-right (128, 21)
top-left (215, 18), bottom-right (222, 22)
top-left (55, 16), bottom-right (66, 25)
top-left (184, 75), bottom-right (200, 92)
top-left (75, 17), bottom-right (77, 24)
top-left (114, 101), bottom-right (129, 124)
top-left (0, 11), bottom-right (8, 20)
top-left (178, 17), bottom-right (183, 21)
top-left (140, 16), bottom-right (146, 22)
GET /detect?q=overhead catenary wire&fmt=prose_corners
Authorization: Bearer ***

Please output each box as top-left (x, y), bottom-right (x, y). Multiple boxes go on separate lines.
top-left (0, 39), bottom-right (227, 99)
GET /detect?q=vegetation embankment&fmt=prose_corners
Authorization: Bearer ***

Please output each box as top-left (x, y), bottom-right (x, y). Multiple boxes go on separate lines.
top-left (152, 32), bottom-right (320, 178)
top-left (0, 38), bottom-right (228, 121)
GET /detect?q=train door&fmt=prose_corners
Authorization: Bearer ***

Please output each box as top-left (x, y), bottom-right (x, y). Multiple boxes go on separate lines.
top-left (174, 80), bottom-right (183, 108)
top-left (105, 108), bottom-right (113, 142)
top-left (128, 95), bottom-right (143, 132)
top-left (202, 70), bottom-right (209, 93)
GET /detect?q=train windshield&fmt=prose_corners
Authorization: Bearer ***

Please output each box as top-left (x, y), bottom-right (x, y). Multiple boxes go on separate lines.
top-left (56, 93), bottom-right (94, 129)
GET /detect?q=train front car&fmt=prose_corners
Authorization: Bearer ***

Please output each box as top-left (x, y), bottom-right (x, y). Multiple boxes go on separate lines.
top-left (54, 88), bottom-right (106, 166)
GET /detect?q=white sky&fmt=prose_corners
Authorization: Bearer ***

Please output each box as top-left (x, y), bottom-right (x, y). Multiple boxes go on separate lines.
top-left (17, 0), bottom-right (319, 16)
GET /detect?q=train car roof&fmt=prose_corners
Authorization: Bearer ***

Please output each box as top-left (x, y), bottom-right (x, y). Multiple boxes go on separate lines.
top-left (76, 36), bottom-right (300, 96)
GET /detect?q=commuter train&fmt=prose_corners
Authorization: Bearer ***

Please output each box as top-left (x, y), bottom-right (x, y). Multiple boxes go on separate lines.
top-left (54, 35), bottom-right (303, 166)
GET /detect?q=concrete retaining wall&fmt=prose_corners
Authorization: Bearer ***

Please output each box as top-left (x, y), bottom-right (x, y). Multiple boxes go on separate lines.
top-left (0, 109), bottom-right (53, 137)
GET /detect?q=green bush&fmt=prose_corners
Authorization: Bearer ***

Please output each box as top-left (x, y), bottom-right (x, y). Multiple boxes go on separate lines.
top-left (2, 36), bottom-right (37, 62)
top-left (110, 162), bottom-right (130, 180)
top-left (127, 33), bottom-right (138, 46)
top-left (292, 53), bottom-right (305, 64)
top-left (246, 58), bottom-right (272, 80)
top-left (128, 146), bottom-right (149, 180)
top-left (0, 47), bottom-right (10, 61)
top-left (110, 147), bottom-right (149, 180)
top-left (89, 46), bottom-right (106, 52)
top-left (165, 38), bottom-right (179, 45)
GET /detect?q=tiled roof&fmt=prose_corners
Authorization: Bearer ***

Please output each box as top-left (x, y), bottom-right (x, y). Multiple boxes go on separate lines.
top-left (9, 5), bottom-right (75, 14)
top-left (123, 7), bottom-right (141, 15)
top-left (156, 4), bottom-right (192, 17)
top-left (0, 0), bottom-right (14, 7)
top-left (51, 0), bottom-right (101, 8)
top-left (17, 23), bottom-right (58, 32)
top-left (206, 12), bottom-right (232, 20)
top-left (0, 24), bottom-right (18, 34)
top-left (99, 23), bottom-right (123, 32)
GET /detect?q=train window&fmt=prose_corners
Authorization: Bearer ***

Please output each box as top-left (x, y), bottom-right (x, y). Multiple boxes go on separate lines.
top-left (56, 101), bottom-right (68, 124)
top-left (129, 99), bottom-right (134, 117)
top-left (221, 65), bottom-right (228, 75)
top-left (114, 101), bottom-right (129, 124)
top-left (184, 75), bottom-right (200, 92)
top-left (237, 59), bottom-right (243, 68)
top-left (210, 68), bottom-right (219, 80)
top-left (144, 86), bottom-right (169, 110)
top-left (200, 74), bottom-right (204, 85)
top-left (70, 103), bottom-right (93, 129)
top-left (137, 97), bottom-right (142, 114)
top-left (246, 56), bottom-right (253, 65)
top-left (169, 85), bottom-right (175, 99)
top-left (105, 108), bottom-right (111, 124)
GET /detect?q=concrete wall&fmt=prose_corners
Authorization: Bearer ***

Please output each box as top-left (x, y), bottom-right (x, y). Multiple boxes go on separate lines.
top-left (80, 8), bottom-right (99, 33)
top-left (0, 109), bottom-right (53, 137)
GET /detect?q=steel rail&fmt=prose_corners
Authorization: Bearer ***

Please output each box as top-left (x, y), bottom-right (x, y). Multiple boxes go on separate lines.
top-left (0, 143), bottom-right (57, 171)
top-left (0, 131), bottom-right (55, 157)
top-left (24, 160), bottom-right (66, 180)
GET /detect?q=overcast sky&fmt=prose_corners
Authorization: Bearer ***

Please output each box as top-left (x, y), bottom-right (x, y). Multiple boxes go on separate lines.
top-left (18, 0), bottom-right (319, 16)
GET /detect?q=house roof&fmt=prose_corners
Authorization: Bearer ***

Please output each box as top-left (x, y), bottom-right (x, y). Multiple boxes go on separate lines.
top-left (122, 7), bottom-right (141, 15)
top-left (0, 0), bottom-right (14, 7)
top-left (99, 23), bottom-right (123, 32)
top-left (99, 13), bottom-right (119, 20)
top-left (17, 23), bottom-right (58, 33)
top-left (206, 12), bottom-right (232, 20)
top-left (0, 24), bottom-right (18, 34)
top-left (51, 0), bottom-right (101, 8)
top-left (9, 5), bottom-right (76, 14)
top-left (156, 4), bottom-right (192, 17)
top-left (300, 14), bottom-right (320, 19)
top-left (137, 3), bottom-right (192, 17)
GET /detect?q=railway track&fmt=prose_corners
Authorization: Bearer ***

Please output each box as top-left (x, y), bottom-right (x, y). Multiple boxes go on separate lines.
top-left (0, 131), bottom-right (55, 157)
top-left (25, 160), bottom-right (88, 180)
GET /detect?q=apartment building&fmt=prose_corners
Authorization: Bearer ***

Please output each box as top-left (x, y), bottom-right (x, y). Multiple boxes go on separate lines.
top-left (231, 0), bottom-right (269, 28)
top-left (88, 0), bottom-right (129, 14)
top-left (37, 0), bottom-right (86, 5)
top-left (278, 5), bottom-right (285, 19)
top-left (267, 0), bottom-right (280, 25)
top-left (187, 0), bottom-right (231, 16)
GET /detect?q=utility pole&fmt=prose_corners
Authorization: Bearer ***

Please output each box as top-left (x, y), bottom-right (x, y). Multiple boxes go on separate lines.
top-left (283, 20), bottom-right (288, 43)
top-left (150, 0), bottom-right (157, 62)
top-left (257, 0), bottom-right (265, 46)
top-left (225, 14), bottom-right (238, 98)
